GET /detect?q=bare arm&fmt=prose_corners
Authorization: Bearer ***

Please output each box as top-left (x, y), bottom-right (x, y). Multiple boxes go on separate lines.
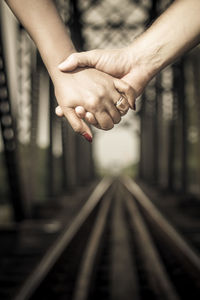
top-left (128, 0), bottom-right (200, 87)
top-left (5, 0), bottom-right (135, 140)
top-left (59, 0), bottom-right (200, 100)
top-left (5, 0), bottom-right (75, 82)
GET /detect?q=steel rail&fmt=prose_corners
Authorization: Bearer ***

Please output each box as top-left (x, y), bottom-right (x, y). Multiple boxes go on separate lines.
top-left (110, 186), bottom-right (140, 300)
top-left (123, 186), bottom-right (180, 300)
top-left (14, 177), bottom-right (113, 300)
top-left (122, 176), bottom-right (200, 278)
top-left (72, 186), bottom-right (113, 300)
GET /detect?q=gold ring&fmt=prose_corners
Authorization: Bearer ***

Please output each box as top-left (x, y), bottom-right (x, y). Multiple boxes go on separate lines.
top-left (115, 96), bottom-right (124, 108)
top-left (115, 95), bottom-right (129, 116)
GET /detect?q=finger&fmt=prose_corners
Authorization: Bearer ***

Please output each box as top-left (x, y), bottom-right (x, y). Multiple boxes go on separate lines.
top-left (105, 102), bottom-right (121, 124)
top-left (115, 96), bottom-right (129, 116)
top-left (58, 50), bottom-right (100, 71)
top-left (75, 106), bottom-right (86, 119)
top-left (119, 108), bottom-right (129, 116)
top-left (95, 111), bottom-right (114, 131)
top-left (85, 112), bottom-right (98, 126)
top-left (55, 106), bottom-right (64, 117)
top-left (114, 78), bottom-right (136, 110)
top-left (63, 107), bottom-right (93, 142)
top-left (56, 105), bottom-right (100, 130)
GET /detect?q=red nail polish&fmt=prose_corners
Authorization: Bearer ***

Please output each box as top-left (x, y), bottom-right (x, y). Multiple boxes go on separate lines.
top-left (82, 133), bottom-right (92, 143)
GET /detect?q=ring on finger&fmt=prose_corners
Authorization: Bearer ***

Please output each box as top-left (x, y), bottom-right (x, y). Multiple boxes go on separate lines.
top-left (115, 96), bottom-right (124, 107)
top-left (115, 95), bottom-right (129, 115)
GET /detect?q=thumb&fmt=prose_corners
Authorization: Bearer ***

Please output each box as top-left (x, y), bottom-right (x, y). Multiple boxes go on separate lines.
top-left (63, 108), bottom-right (93, 143)
top-left (58, 51), bottom-right (99, 71)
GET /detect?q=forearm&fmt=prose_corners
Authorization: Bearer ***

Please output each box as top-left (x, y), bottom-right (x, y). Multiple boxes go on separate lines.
top-left (5, 0), bottom-right (76, 80)
top-left (130, 0), bottom-right (200, 79)
top-left (6, 0), bottom-right (129, 136)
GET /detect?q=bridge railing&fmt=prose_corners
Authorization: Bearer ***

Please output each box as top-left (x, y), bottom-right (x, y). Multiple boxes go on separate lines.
top-left (0, 1), bottom-right (94, 222)
top-left (1, 0), bottom-right (199, 223)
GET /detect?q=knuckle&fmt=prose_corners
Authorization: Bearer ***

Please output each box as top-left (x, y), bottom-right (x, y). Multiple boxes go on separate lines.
top-left (102, 122), bottom-right (114, 131)
top-left (92, 49), bottom-right (98, 56)
top-left (70, 53), bottom-right (77, 60)
top-left (88, 97), bottom-right (99, 111)
top-left (91, 49), bottom-right (100, 59)
top-left (124, 84), bottom-right (131, 94)
top-left (97, 86), bottom-right (106, 99)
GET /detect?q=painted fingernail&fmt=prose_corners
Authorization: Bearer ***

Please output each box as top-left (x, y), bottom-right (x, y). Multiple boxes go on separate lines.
top-left (82, 133), bottom-right (92, 143)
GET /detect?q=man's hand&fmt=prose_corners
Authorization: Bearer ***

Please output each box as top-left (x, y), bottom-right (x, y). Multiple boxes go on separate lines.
top-left (58, 47), bottom-right (151, 98)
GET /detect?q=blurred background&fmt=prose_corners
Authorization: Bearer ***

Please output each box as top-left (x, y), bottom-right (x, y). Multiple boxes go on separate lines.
top-left (0, 0), bottom-right (200, 299)
top-left (1, 0), bottom-right (200, 223)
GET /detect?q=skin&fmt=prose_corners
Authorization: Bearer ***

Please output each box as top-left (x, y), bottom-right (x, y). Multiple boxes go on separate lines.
top-left (56, 0), bottom-right (200, 122)
top-left (5, 0), bottom-right (135, 140)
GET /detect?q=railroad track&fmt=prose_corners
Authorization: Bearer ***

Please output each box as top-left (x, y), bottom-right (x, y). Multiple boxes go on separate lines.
top-left (9, 177), bottom-right (200, 300)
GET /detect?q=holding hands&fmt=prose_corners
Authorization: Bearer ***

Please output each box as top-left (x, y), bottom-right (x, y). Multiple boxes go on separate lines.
top-left (54, 65), bottom-right (135, 141)
top-left (6, 0), bottom-right (200, 142)
top-left (56, 48), bottom-right (140, 130)
top-left (56, 46), bottom-right (151, 129)
top-left (56, 0), bottom-right (200, 135)
top-left (5, 0), bottom-right (135, 142)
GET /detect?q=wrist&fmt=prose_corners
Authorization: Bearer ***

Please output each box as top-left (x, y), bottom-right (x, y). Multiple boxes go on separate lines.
top-left (122, 35), bottom-right (166, 97)
top-left (41, 38), bottom-right (76, 81)
top-left (129, 36), bottom-right (164, 80)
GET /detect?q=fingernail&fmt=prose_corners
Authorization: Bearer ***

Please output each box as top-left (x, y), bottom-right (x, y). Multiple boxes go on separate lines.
top-left (82, 133), bottom-right (92, 143)
top-left (58, 61), bottom-right (67, 70)
top-left (55, 106), bottom-right (63, 116)
top-left (58, 56), bottom-right (73, 70)
top-left (133, 103), bottom-right (136, 111)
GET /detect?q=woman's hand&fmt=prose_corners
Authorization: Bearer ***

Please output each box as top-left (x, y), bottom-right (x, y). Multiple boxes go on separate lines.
top-left (53, 66), bottom-right (135, 140)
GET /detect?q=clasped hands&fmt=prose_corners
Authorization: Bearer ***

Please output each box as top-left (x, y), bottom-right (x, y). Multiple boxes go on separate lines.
top-left (53, 46), bottom-right (148, 142)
